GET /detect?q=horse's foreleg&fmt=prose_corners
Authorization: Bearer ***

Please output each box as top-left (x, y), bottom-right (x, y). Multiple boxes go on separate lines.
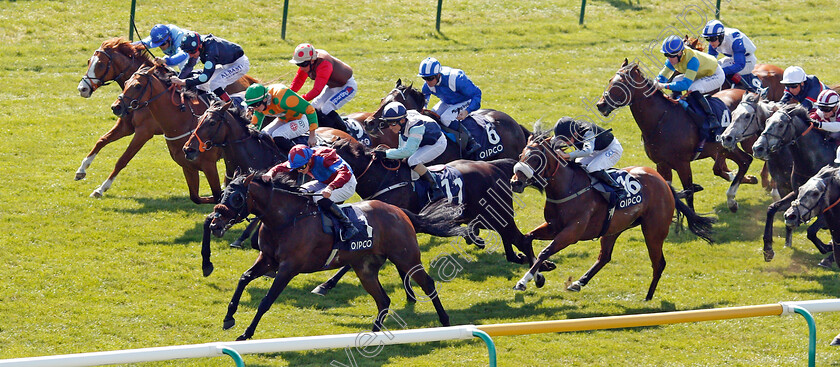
top-left (527, 222), bottom-right (557, 241)
top-left (201, 217), bottom-right (214, 277)
top-left (724, 150), bottom-right (754, 213)
top-left (569, 234), bottom-right (619, 294)
top-left (77, 116), bottom-right (137, 180)
top-left (404, 263), bottom-right (449, 327)
top-left (223, 253), bottom-right (274, 331)
top-left (514, 225), bottom-right (584, 291)
top-left (89, 128), bottom-right (154, 198)
top-left (231, 220), bottom-right (260, 249)
top-left (673, 161), bottom-right (696, 210)
top-left (351, 259), bottom-right (391, 331)
top-left (202, 163), bottom-right (223, 204)
top-left (311, 265), bottom-right (352, 296)
top-left (237, 262), bottom-right (295, 341)
top-left (806, 216), bottom-right (830, 253)
top-left (763, 192), bottom-right (796, 262)
top-left (181, 167), bottom-right (214, 204)
top-left (760, 162), bottom-right (772, 191)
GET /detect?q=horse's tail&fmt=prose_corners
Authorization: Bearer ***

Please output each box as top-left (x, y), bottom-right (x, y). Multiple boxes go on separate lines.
top-left (402, 203), bottom-right (468, 238)
top-left (670, 186), bottom-right (716, 243)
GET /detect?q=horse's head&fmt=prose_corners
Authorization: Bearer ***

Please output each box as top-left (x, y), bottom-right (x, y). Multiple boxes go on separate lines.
top-left (785, 165), bottom-right (840, 227)
top-left (184, 101), bottom-right (233, 160)
top-left (79, 38), bottom-right (149, 97)
top-left (511, 131), bottom-right (565, 193)
top-left (596, 59), bottom-right (657, 116)
top-left (364, 79), bottom-right (426, 135)
top-left (683, 35), bottom-right (705, 53)
top-left (752, 105), bottom-right (809, 160)
top-left (112, 65), bottom-right (171, 117)
top-left (209, 172), bottom-right (254, 237)
top-left (721, 92), bottom-right (765, 150)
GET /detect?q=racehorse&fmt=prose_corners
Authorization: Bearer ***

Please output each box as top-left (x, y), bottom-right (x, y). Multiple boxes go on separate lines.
top-left (76, 38), bottom-right (258, 199)
top-left (509, 132), bottom-right (715, 300)
top-left (363, 79), bottom-right (529, 164)
top-left (207, 172), bottom-right (457, 340)
top-left (752, 105), bottom-right (835, 261)
top-left (596, 60), bottom-right (756, 212)
top-left (112, 65), bottom-right (226, 204)
top-left (784, 165), bottom-right (840, 266)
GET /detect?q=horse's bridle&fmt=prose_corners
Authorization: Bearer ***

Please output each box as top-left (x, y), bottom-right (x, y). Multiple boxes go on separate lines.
top-left (81, 49), bottom-right (130, 93)
top-left (762, 110), bottom-right (814, 151)
top-left (188, 109), bottom-right (229, 153)
top-left (116, 70), bottom-right (170, 114)
top-left (790, 178), bottom-right (829, 223)
top-left (730, 100), bottom-right (763, 142)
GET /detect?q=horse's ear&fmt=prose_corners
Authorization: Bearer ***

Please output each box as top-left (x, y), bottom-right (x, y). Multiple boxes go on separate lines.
top-left (396, 78), bottom-right (402, 88)
top-left (621, 58), bottom-right (628, 67)
top-left (233, 167), bottom-right (242, 177)
top-left (222, 101), bottom-right (232, 110)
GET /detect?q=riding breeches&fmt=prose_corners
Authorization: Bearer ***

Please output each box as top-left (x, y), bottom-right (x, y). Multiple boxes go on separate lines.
top-left (407, 134), bottom-right (447, 167)
top-left (432, 100), bottom-right (471, 128)
top-left (310, 76), bottom-right (357, 115)
top-left (672, 66), bottom-right (725, 94)
top-left (577, 138), bottom-right (623, 172)
top-left (719, 55), bottom-right (757, 76)
top-left (261, 116), bottom-right (309, 140)
top-left (303, 175), bottom-right (357, 203)
top-left (195, 55), bottom-right (250, 94)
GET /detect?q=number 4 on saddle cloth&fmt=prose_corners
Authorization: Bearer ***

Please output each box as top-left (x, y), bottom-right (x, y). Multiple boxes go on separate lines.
top-left (319, 204), bottom-right (375, 268)
top-left (412, 165), bottom-right (465, 207)
top-left (443, 114), bottom-right (505, 160)
top-left (680, 95), bottom-right (732, 142)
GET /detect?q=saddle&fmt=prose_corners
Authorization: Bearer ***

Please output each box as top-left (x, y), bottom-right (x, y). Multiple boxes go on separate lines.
top-left (412, 165), bottom-right (464, 206)
top-left (586, 168), bottom-right (644, 237)
top-left (319, 205), bottom-right (374, 268)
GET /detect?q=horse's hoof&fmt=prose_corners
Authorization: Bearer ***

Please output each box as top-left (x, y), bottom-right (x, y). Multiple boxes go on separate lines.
top-left (202, 263), bottom-right (214, 277)
top-left (728, 201), bottom-right (738, 213)
top-left (535, 273), bottom-right (545, 288)
top-left (763, 250), bottom-right (775, 262)
top-left (567, 281), bottom-right (582, 292)
top-left (90, 190), bottom-right (103, 198)
top-left (223, 317), bottom-right (235, 330)
top-left (235, 334), bottom-right (249, 341)
top-left (75, 172), bottom-right (86, 180)
top-left (817, 257), bottom-right (835, 269)
top-left (540, 261), bottom-right (557, 272)
top-left (831, 337), bottom-right (840, 346)
top-left (311, 284), bottom-right (331, 296)
top-left (784, 241), bottom-right (792, 248)
top-left (513, 282), bottom-right (527, 291)
top-left (742, 175), bottom-right (758, 185)
top-left (229, 240), bottom-right (244, 249)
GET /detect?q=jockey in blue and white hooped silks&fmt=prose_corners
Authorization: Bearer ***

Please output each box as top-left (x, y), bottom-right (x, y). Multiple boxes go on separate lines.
top-left (780, 66), bottom-right (827, 112)
top-left (702, 20), bottom-right (759, 93)
top-left (553, 117), bottom-right (626, 200)
top-left (136, 24), bottom-right (191, 71)
top-left (656, 35), bottom-right (725, 151)
top-left (372, 102), bottom-right (446, 202)
top-left (810, 89), bottom-right (840, 165)
top-left (168, 31), bottom-right (250, 103)
top-left (263, 144), bottom-right (359, 240)
top-left (418, 57), bottom-right (482, 155)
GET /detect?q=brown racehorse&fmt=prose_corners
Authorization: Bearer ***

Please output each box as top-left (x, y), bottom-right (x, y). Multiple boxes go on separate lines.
top-left (509, 132), bottom-right (715, 300)
top-left (208, 172), bottom-right (456, 340)
top-left (76, 38), bottom-right (257, 199)
top-left (596, 60), bottom-right (756, 212)
top-left (363, 79), bottom-right (530, 164)
top-left (112, 65), bottom-right (225, 204)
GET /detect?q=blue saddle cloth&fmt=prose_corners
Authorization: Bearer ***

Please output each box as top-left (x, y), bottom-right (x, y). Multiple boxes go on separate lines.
top-left (684, 96), bottom-right (730, 139)
top-left (590, 169), bottom-right (644, 209)
top-left (413, 165), bottom-right (465, 207)
top-left (340, 117), bottom-right (372, 146)
top-left (442, 114), bottom-right (504, 160)
top-left (320, 205), bottom-right (375, 251)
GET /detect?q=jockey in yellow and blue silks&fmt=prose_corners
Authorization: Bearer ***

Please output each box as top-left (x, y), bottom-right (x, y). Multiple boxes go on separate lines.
top-left (136, 24), bottom-right (191, 71)
top-left (702, 20), bottom-right (759, 93)
top-left (780, 66), bottom-right (827, 112)
top-left (169, 31), bottom-right (250, 103)
top-left (372, 102), bottom-right (446, 202)
top-left (656, 35), bottom-right (725, 149)
top-left (418, 57), bottom-right (482, 155)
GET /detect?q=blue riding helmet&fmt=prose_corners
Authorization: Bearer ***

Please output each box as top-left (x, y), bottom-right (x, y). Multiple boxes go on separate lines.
top-left (702, 20), bottom-right (725, 38)
top-left (148, 24), bottom-right (171, 48)
top-left (287, 144), bottom-right (313, 169)
top-left (180, 31), bottom-right (202, 53)
top-left (660, 35), bottom-right (684, 55)
top-left (418, 57), bottom-right (441, 77)
top-left (382, 102), bottom-right (407, 121)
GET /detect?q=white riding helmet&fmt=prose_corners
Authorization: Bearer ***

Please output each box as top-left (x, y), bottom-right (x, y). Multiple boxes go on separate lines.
top-left (289, 43), bottom-right (318, 64)
top-left (815, 89), bottom-right (840, 109)
top-left (780, 66), bottom-right (807, 84)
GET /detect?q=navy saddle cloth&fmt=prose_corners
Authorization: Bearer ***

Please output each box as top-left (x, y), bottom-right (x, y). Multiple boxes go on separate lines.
top-left (321, 205), bottom-right (374, 251)
top-left (589, 169), bottom-right (644, 209)
top-left (413, 165), bottom-right (465, 207)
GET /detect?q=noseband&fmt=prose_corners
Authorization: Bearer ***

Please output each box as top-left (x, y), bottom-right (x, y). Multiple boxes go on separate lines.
top-left (81, 49), bottom-right (130, 92)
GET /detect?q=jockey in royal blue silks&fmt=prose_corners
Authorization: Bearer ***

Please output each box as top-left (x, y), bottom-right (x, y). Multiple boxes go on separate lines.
top-left (372, 101), bottom-right (447, 202)
top-left (780, 66), bottom-right (827, 112)
top-left (168, 31), bottom-right (250, 103)
top-left (418, 57), bottom-right (482, 155)
top-left (263, 144), bottom-right (359, 240)
top-left (136, 24), bottom-right (191, 71)
top-left (702, 20), bottom-right (760, 93)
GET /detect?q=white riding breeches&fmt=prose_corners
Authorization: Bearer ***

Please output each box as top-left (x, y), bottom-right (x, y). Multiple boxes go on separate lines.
top-left (577, 138), bottom-right (623, 172)
top-left (407, 134), bottom-right (447, 167)
top-left (303, 175), bottom-right (357, 203)
top-left (672, 66), bottom-right (725, 94)
top-left (719, 55), bottom-right (757, 76)
top-left (195, 55), bottom-right (250, 93)
top-left (432, 100), bottom-right (471, 128)
top-left (261, 116), bottom-right (309, 140)
top-left (311, 76), bottom-right (357, 115)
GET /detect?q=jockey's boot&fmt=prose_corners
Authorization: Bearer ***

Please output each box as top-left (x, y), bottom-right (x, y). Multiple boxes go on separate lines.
top-left (731, 74), bottom-right (758, 93)
top-left (272, 136), bottom-right (295, 154)
top-left (420, 171), bottom-right (446, 202)
top-left (326, 110), bottom-right (345, 129)
top-left (214, 87), bottom-right (231, 102)
top-left (457, 123), bottom-right (482, 156)
top-left (689, 90), bottom-right (716, 153)
top-left (319, 198), bottom-right (359, 241)
top-left (591, 170), bottom-right (626, 201)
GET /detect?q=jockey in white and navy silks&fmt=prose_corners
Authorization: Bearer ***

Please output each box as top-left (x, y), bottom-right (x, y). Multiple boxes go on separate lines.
top-left (553, 117), bottom-right (626, 200)
top-left (137, 24), bottom-right (191, 71)
top-left (702, 20), bottom-right (759, 92)
top-left (418, 57), bottom-right (481, 155)
top-left (372, 102), bottom-right (446, 202)
top-left (780, 66), bottom-right (827, 112)
top-left (169, 31), bottom-right (250, 103)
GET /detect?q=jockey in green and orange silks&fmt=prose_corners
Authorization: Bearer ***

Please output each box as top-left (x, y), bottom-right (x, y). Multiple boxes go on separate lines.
top-left (244, 83), bottom-right (319, 147)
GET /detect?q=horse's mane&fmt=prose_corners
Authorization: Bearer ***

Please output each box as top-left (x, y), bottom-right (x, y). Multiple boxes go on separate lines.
top-left (781, 103), bottom-right (810, 121)
top-left (101, 37), bottom-right (153, 64)
top-left (332, 137), bottom-right (368, 159)
top-left (395, 82), bottom-right (426, 108)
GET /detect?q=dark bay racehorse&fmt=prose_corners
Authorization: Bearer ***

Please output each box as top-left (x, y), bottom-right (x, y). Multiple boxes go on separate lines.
top-left (752, 105), bottom-right (835, 261)
top-left (510, 132), bottom-right (715, 300)
top-left (597, 60), bottom-right (756, 212)
top-left (112, 65), bottom-right (226, 204)
top-left (208, 173), bottom-right (457, 340)
top-left (363, 79), bottom-right (529, 164)
top-left (76, 38), bottom-right (258, 198)
top-left (785, 165), bottom-right (840, 265)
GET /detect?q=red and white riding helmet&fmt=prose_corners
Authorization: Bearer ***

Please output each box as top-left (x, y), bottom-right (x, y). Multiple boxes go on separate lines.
top-left (290, 43), bottom-right (318, 64)
top-left (815, 89), bottom-right (840, 109)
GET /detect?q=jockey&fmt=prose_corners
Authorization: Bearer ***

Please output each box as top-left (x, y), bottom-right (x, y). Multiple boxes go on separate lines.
top-left (780, 66), bottom-right (827, 112)
top-left (244, 83), bottom-right (319, 148)
top-left (418, 57), bottom-right (482, 156)
top-left (810, 89), bottom-right (840, 164)
top-left (137, 24), bottom-right (191, 71)
top-left (553, 117), bottom-right (626, 200)
top-left (701, 20), bottom-right (759, 93)
top-left (656, 35), bottom-right (725, 151)
top-left (372, 102), bottom-right (446, 202)
top-left (263, 144), bottom-right (359, 240)
top-left (169, 31), bottom-right (250, 103)
top-left (289, 43), bottom-right (357, 129)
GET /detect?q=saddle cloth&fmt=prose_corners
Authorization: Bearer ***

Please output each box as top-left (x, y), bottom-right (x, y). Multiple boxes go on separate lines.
top-left (589, 168), bottom-right (644, 209)
top-left (684, 95), bottom-right (731, 139)
top-left (412, 165), bottom-right (465, 207)
top-left (320, 205), bottom-right (375, 251)
top-left (441, 113), bottom-right (504, 160)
